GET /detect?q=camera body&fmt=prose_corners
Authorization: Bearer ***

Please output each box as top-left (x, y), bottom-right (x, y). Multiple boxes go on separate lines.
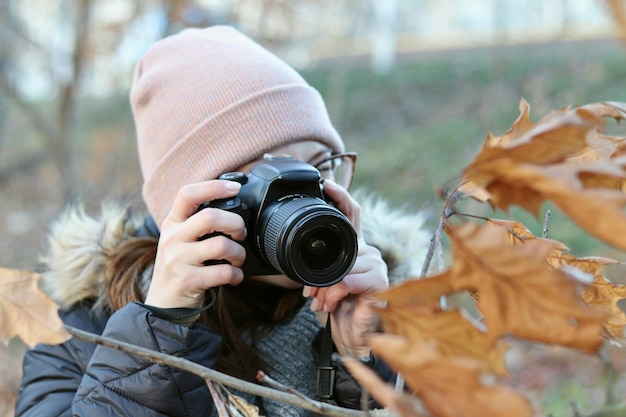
top-left (200, 156), bottom-right (357, 287)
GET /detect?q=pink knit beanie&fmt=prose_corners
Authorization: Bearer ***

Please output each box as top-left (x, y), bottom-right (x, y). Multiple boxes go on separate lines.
top-left (131, 25), bottom-right (344, 227)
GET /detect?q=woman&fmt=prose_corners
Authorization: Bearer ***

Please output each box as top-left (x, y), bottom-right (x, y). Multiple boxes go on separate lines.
top-left (15, 26), bottom-right (428, 416)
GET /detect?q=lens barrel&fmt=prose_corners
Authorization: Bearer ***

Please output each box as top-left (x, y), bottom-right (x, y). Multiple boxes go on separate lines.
top-left (259, 196), bottom-right (357, 286)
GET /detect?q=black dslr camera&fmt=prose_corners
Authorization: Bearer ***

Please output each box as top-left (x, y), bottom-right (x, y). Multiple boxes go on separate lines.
top-left (199, 156), bottom-right (358, 287)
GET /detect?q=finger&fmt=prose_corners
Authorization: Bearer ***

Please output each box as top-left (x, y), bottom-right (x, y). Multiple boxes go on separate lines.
top-left (323, 179), bottom-right (361, 233)
top-left (166, 180), bottom-right (241, 224)
top-left (185, 206), bottom-right (247, 242)
top-left (188, 263), bottom-right (245, 288)
top-left (319, 284), bottom-right (350, 312)
top-left (144, 262), bottom-right (244, 309)
top-left (309, 286), bottom-right (328, 311)
top-left (310, 284), bottom-right (351, 313)
top-left (302, 286), bottom-right (319, 298)
top-left (190, 235), bottom-right (246, 267)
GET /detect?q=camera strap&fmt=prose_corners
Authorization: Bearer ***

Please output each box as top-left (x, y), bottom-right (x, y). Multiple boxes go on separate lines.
top-left (316, 314), bottom-right (336, 400)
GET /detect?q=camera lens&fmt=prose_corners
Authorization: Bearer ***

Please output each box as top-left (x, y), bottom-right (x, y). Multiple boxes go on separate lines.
top-left (300, 225), bottom-right (342, 271)
top-left (258, 196), bottom-right (358, 287)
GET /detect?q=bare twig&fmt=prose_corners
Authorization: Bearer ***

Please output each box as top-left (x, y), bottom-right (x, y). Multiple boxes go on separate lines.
top-left (256, 370), bottom-right (314, 403)
top-left (207, 381), bottom-right (233, 417)
top-left (598, 349), bottom-right (617, 406)
top-left (420, 190), bottom-right (463, 277)
top-left (65, 325), bottom-right (363, 417)
top-left (542, 209), bottom-right (551, 238)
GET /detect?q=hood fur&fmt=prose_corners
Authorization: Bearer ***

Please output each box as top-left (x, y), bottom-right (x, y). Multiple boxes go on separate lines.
top-left (40, 192), bottom-right (431, 310)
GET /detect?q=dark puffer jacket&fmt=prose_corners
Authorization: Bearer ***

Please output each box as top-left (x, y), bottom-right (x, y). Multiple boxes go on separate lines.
top-left (15, 194), bottom-right (430, 416)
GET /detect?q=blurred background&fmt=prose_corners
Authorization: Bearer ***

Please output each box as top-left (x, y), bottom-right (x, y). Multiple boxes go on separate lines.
top-left (1, 0), bottom-right (626, 416)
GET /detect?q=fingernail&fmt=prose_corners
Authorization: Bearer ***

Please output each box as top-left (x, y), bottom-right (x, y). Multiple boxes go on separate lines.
top-left (310, 298), bottom-right (319, 311)
top-left (225, 181), bottom-right (241, 192)
top-left (302, 287), bottom-right (311, 297)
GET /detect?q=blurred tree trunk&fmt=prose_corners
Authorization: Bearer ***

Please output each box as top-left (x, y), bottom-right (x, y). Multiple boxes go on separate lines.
top-left (0, 0), bottom-right (93, 202)
top-left (53, 0), bottom-right (93, 202)
top-left (0, 0), bottom-right (52, 182)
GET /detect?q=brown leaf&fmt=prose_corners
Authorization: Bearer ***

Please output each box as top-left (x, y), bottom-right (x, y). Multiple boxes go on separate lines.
top-left (542, 253), bottom-right (626, 343)
top-left (546, 252), bottom-right (618, 276)
top-left (480, 99), bottom-right (535, 149)
top-left (227, 393), bottom-right (262, 417)
top-left (466, 105), bottom-right (602, 173)
top-left (0, 267), bottom-right (70, 347)
top-left (460, 101), bottom-right (626, 249)
top-left (481, 161), bottom-right (626, 251)
top-left (580, 101), bottom-right (626, 123)
top-left (569, 102), bottom-right (626, 162)
top-left (486, 218), bottom-right (570, 250)
top-left (581, 275), bottom-right (626, 344)
top-left (570, 132), bottom-right (625, 162)
top-left (344, 358), bottom-right (429, 417)
top-left (376, 306), bottom-right (509, 376)
top-left (460, 101), bottom-right (626, 201)
top-left (375, 272), bottom-right (453, 308)
top-left (452, 223), bottom-right (604, 350)
top-left (207, 380), bottom-right (262, 417)
top-left (377, 223), bottom-right (604, 352)
top-left (367, 335), bottom-right (534, 417)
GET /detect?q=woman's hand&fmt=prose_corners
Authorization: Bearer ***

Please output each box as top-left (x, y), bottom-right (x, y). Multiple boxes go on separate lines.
top-left (303, 180), bottom-right (388, 312)
top-left (144, 180), bottom-right (247, 310)
top-left (303, 180), bottom-right (388, 357)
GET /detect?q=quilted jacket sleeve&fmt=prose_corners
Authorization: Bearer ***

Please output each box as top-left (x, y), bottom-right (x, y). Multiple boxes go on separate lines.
top-left (16, 302), bottom-right (222, 417)
top-left (15, 303), bottom-right (107, 417)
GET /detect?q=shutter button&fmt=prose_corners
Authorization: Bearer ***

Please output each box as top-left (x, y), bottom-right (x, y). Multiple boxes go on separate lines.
top-left (219, 171), bottom-right (248, 185)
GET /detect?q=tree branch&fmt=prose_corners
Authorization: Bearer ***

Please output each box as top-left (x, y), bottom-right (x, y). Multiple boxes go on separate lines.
top-left (420, 190), bottom-right (463, 277)
top-left (65, 325), bottom-right (364, 417)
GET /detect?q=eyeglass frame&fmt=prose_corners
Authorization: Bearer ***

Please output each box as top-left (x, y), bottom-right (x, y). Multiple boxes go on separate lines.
top-left (311, 151), bottom-right (357, 191)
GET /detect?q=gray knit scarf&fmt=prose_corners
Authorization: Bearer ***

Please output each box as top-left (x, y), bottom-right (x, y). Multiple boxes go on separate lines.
top-left (210, 301), bottom-right (323, 416)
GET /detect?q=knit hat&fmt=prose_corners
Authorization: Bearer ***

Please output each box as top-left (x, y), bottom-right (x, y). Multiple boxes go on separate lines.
top-left (131, 25), bottom-right (344, 228)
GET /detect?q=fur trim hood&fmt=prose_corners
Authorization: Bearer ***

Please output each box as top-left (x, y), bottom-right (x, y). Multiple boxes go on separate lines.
top-left (40, 192), bottom-right (431, 310)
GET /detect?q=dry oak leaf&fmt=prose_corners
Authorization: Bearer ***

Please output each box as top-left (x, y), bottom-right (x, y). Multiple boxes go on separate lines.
top-left (376, 306), bottom-right (509, 376)
top-left (207, 380), bottom-right (262, 417)
top-left (543, 253), bottom-right (626, 343)
top-left (0, 267), bottom-right (70, 347)
top-left (467, 159), bottom-right (626, 252)
top-left (487, 218), bottom-right (608, 283)
top-left (459, 100), bottom-right (603, 202)
top-left (569, 102), bottom-right (626, 162)
top-left (570, 132), bottom-right (626, 163)
top-left (579, 101), bottom-right (626, 123)
top-left (364, 334), bottom-right (533, 417)
top-left (484, 224), bottom-right (626, 344)
top-left (459, 100), bottom-right (626, 201)
top-left (344, 357), bottom-right (430, 417)
top-left (485, 218), bottom-right (570, 251)
top-left (473, 98), bottom-right (577, 157)
top-left (581, 275), bottom-right (626, 344)
top-left (377, 222), bottom-right (604, 351)
top-left (545, 251), bottom-right (618, 276)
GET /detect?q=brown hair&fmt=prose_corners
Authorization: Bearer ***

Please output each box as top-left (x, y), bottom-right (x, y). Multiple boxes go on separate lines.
top-left (105, 236), bottom-right (305, 381)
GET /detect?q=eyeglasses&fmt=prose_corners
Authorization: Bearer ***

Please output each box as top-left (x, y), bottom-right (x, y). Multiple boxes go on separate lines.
top-left (312, 152), bottom-right (357, 190)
